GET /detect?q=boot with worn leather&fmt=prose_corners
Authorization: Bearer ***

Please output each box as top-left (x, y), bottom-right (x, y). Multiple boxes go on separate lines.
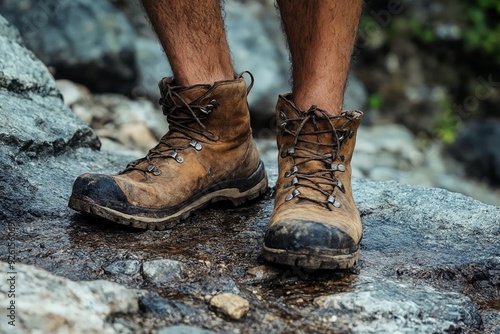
top-left (262, 94), bottom-right (363, 270)
top-left (69, 73), bottom-right (268, 230)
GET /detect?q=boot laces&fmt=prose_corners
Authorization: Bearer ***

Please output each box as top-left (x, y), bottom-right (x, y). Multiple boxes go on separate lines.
top-left (279, 106), bottom-right (354, 210)
top-left (120, 84), bottom-right (218, 176)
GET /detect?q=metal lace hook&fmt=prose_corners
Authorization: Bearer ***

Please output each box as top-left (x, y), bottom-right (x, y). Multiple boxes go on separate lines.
top-left (237, 71), bottom-right (255, 94)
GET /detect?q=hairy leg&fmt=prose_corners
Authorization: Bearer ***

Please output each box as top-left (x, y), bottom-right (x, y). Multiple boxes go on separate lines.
top-left (277, 0), bottom-right (363, 114)
top-left (142, 0), bottom-right (234, 86)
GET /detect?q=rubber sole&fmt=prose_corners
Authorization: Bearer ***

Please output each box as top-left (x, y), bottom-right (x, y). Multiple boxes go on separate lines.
top-left (261, 244), bottom-right (359, 270)
top-left (69, 165), bottom-right (268, 230)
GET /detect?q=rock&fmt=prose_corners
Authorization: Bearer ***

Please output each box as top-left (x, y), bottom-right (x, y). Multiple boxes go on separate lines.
top-left (210, 293), bottom-right (250, 320)
top-left (315, 280), bottom-right (482, 333)
top-left (450, 120), bottom-right (500, 186)
top-left (104, 260), bottom-right (141, 276)
top-left (143, 259), bottom-right (184, 283)
top-left (1, 0), bottom-right (138, 94)
top-left (133, 37), bottom-right (173, 100)
top-left (138, 291), bottom-right (198, 323)
top-left (0, 15), bottom-right (100, 156)
top-left (157, 325), bottom-right (217, 334)
top-left (0, 15), bottom-right (130, 221)
top-left (0, 262), bottom-right (139, 334)
top-left (64, 90), bottom-right (169, 152)
top-left (56, 79), bottom-right (92, 107)
top-left (246, 265), bottom-right (282, 281)
top-left (225, 0), bottom-right (289, 117)
top-left (343, 74), bottom-right (368, 111)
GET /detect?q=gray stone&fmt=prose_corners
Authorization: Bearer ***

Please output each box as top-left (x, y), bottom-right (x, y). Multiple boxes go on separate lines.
top-left (105, 260), bottom-right (141, 276)
top-left (156, 325), bottom-right (217, 334)
top-left (1, 0), bottom-right (137, 93)
top-left (343, 74), bottom-right (369, 111)
top-left (138, 291), bottom-right (198, 323)
top-left (246, 265), bottom-right (282, 281)
top-left (225, 1), bottom-right (289, 116)
top-left (316, 280), bottom-right (482, 333)
top-left (133, 37), bottom-right (172, 100)
top-left (0, 262), bottom-right (139, 334)
top-left (450, 119), bottom-right (500, 186)
top-left (0, 15), bottom-right (100, 157)
top-left (143, 259), bottom-right (184, 283)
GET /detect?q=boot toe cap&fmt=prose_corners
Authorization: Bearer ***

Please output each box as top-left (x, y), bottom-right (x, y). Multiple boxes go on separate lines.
top-left (71, 173), bottom-right (128, 209)
top-left (264, 220), bottom-right (358, 253)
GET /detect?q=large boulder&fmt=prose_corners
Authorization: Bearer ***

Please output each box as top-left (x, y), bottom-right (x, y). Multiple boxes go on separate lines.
top-left (0, 0), bottom-right (138, 94)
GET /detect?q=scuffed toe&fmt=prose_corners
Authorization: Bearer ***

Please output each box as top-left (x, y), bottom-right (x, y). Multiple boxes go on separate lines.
top-left (264, 220), bottom-right (358, 254)
top-left (70, 173), bottom-right (128, 210)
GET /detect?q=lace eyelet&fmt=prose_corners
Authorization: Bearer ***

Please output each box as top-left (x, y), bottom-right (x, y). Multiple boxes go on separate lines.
top-left (285, 165), bottom-right (298, 177)
top-left (285, 189), bottom-right (300, 201)
top-left (190, 139), bottom-right (203, 151)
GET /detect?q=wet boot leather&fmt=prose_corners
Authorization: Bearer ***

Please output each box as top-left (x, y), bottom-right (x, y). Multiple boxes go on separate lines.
top-left (69, 74), bottom-right (268, 230)
top-left (262, 95), bottom-right (363, 269)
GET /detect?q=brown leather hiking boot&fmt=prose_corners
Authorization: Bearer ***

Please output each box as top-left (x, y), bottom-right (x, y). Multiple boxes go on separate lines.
top-left (262, 94), bottom-right (363, 270)
top-left (69, 73), bottom-right (268, 230)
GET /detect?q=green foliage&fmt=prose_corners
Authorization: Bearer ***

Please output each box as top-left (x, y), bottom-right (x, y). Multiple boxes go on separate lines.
top-left (433, 94), bottom-right (461, 144)
top-left (368, 93), bottom-right (384, 109)
top-left (409, 18), bottom-right (436, 43)
top-left (462, 0), bottom-right (500, 62)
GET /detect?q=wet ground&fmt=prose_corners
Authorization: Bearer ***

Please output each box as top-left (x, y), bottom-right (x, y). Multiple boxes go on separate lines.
top-left (1, 152), bottom-right (499, 333)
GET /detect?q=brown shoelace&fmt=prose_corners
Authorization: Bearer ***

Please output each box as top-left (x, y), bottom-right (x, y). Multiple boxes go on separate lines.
top-left (279, 106), bottom-right (354, 210)
top-left (121, 83), bottom-right (219, 176)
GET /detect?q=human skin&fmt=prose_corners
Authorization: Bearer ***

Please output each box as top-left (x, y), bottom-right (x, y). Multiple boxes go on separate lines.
top-left (141, 0), bottom-right (363, 114)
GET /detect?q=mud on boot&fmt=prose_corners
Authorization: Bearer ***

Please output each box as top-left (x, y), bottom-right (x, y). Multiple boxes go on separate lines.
top-left (262, 94), bottom-right (363, 270)
top-left (69, 73), bottom-right (268, 230)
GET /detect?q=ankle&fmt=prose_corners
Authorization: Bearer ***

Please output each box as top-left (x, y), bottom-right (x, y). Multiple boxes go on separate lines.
top-left (174, 68), bottom-right (234, 86)
top-left (291, 90), bottom-right (343, 115)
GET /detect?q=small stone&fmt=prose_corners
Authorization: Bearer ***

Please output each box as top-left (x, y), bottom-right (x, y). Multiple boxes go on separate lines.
top-left (264, 314), bottom-right (276, 322)
top-left (210, 293), bottom-right (250, 320)
top-left (104, 260), bottom-right (140, 276)
top-left (246, 265), bottom-right (281, 280)
top-left (142, 259), bottom-right (183, 283)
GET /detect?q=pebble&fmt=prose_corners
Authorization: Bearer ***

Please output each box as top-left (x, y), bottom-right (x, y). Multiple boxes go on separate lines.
top-left (246, 265), bottom-right (281, 280)
top-left (210, 293), bottom-right (250, 320)
top-left (104, 260), bottom-right (141, 276)
top-left (142, 259), bottom-right (184, 283)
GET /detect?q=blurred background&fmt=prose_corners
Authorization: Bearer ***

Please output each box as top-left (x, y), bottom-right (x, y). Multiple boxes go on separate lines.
top-left (1, 0), bottom-right (499, 205)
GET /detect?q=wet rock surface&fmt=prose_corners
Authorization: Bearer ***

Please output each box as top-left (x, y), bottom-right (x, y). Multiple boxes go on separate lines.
top-left (2, 153), bottom-right (499, 332)
top-left (1, 12), bottom-right (499, 334)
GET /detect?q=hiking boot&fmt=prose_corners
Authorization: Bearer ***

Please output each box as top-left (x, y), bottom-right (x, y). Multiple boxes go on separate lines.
top-left (262, 94), bottom-right (363, 270)
top-left (69, 73), bottom-right (268, 230)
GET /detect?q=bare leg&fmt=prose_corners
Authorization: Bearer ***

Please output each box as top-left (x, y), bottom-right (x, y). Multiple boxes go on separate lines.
top-left (277, 0), bottom-right (363, 114)
top-left (141, 0), bottom-right (234, 86)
